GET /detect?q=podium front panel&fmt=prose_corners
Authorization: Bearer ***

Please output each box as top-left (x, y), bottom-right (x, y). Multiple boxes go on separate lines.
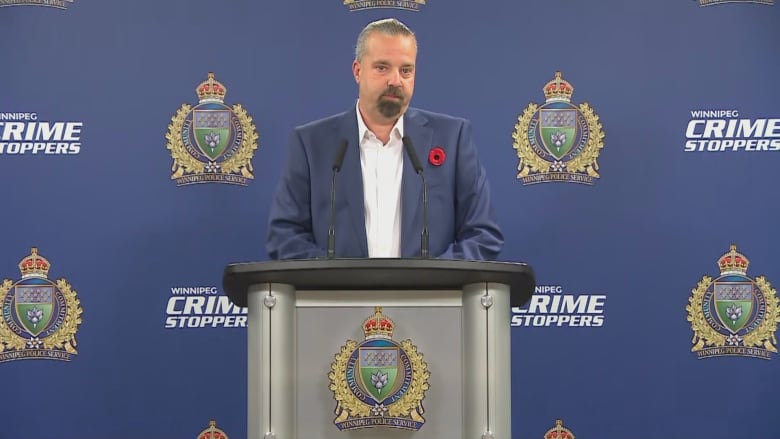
top-left (246, 283), bottom-right (512, 439)
top-left (297, 304), bottom-right (463, 438)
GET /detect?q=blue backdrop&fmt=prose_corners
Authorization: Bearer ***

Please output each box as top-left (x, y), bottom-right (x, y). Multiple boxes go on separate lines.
top-left (1, 0), bottom-right (779, 438)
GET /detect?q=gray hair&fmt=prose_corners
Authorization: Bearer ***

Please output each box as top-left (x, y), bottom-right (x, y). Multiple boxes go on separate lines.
top-left (355, 18), bottom-right (416, 61)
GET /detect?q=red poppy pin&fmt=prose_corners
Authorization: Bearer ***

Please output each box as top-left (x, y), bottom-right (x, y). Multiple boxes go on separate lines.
top-left (428, 147), bottom-right (445, 166)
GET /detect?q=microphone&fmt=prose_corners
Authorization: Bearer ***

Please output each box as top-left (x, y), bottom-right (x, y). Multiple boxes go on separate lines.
top-left (401, 136), bottom-right (429, 259)
top-left (328, 138), bottom-right (349, 259)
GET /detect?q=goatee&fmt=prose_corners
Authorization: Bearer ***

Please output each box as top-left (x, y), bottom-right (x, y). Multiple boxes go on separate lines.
top-left (378, 99), bottom-right (402, 118)
top-left (378, 87), bottom-right (404, 118)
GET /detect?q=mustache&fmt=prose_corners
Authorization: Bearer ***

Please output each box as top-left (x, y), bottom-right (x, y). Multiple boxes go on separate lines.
top-left (381, 87), bottom-right (404, 99)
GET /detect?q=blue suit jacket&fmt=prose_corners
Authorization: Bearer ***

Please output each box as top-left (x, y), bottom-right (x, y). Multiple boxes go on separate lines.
top-left (266, 106), bottom-right (503, 260)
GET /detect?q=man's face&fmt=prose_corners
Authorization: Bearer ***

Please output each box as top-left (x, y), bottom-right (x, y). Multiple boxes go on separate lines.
top-left (353, 32), bottom-right (417, 122)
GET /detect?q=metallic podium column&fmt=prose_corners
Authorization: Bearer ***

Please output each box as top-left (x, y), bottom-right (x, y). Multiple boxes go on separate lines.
top-left (247, 282), bottom-right (296, 439)
top-left (463, 282), bottom-right (512, 439)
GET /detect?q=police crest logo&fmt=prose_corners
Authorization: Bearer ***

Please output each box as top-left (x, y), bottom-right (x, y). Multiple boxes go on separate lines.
top-left (0, 248), bottom-right (83, 362)
top-left (686, 245), bottom-right (780, 360)
top-left (196, 420), bottom-right (228, 439)
top-left (0, 0), bottom-right (74, 8)
top-left (543, 419), bottom-right (575, 439)
top-left (166, 72), bottom-right (259, 186)
top-left (329, 307), bottom-right (430, 430)
top-left (512, 71), bottom-right (605, 185)
top-left (342, 0), bottom-right (425, 12)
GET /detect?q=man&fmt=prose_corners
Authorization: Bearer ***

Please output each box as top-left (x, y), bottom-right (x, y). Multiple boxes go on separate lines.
top-left (266, 18), bottom-right (503, 260)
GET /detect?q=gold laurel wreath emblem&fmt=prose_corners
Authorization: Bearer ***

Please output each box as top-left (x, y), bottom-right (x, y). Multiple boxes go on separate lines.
top-left (512, 102), bottom-right (605, 178)
top-left (742, 277), bottom-right (779, 352)
top-left (329, 340), bottom-right (370, 422)
top-left (512, 103), bottom-right (547, 177)
top-left (686, 276), bottom-right (724, 350)
top-left (686, 276), bottom-right (780, 352)
top-left (165, 104), bottom-right (259, 179)
top-left (0, 278), bottom-right (82, 354)
top-left (387, 339), bottom-right (429, 421)
top-left (0, 279), bottom-right (26, 351)
top-left (328, 339), bottom-right (430, 423)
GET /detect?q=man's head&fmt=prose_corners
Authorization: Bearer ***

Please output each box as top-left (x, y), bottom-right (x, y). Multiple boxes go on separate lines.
top-left (353, 19), bottom-right (417, 124)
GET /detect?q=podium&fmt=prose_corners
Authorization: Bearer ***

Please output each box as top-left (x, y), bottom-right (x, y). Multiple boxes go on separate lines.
top-left (223, 258), bottom-right (534, 439)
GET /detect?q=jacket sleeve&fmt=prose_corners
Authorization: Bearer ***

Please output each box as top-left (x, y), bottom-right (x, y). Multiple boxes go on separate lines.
top-left (266, 129), bottom-right (327, 260)
top-left (435, 119), bottom-right (504, 261)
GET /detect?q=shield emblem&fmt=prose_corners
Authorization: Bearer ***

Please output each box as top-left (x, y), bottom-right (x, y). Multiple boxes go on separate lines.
top-left (714, 281), bottom-right (754, 333)
top-left (539, 109), bottom-right (577, 159)
top-left (358, 346), bottom-right (400, 403)
top-left (193, 109), bottom-right (231, 160)
top-left (14, 284), bottom-right (55, 337)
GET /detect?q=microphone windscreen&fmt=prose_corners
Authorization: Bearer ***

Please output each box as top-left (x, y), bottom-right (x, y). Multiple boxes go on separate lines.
top-left (402, 136), bottom-right (424, 173)
top-left (332, 138), bottom-right (349, 171)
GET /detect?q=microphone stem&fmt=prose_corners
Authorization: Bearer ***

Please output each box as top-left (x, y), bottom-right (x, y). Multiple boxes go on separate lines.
top-left (420, 172), bottom-right (429, 259)
top-left (328, 169), bottom-right (337, 258)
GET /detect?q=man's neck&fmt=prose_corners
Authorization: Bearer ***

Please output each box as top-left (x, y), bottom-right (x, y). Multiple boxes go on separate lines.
top-left (358, 105), bottom-right (399, 145)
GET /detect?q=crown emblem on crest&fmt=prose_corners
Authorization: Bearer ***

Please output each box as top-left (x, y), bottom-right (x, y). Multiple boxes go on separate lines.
top-left (718, 244), bottom-right (749, 276)
top-left (687, 244), bottom-right (780, 360)
top-left (330, 307), bottom-right (429, 431)
top-left (166, 72), bottom-right (259, 186)
top-left (196, 73), bottom-right (227, 104)
top-left (19, 247), bottom-right (50, 279)
top-left (363, 306), bottom-right (395, 339)
top-left (544, 419), bottom-right (575, 439)
top-left (543, 71), bottom-right (574, 103)
top-left (196, 420), bottom-right (228, 439)
top-left (0, 247), bottom-right (83, 362)
top-left (513, 71), bottom-right (604, 185)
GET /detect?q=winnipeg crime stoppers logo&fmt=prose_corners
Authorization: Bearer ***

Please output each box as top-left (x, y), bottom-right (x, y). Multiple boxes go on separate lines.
top-left (686, 245), bottom-right (780, 360)
top-left (343, 0), bottom-right (425, 12)
top-left (166, 73), bottom-right (259, 186)
top-left (513, 71), bottom-right (605, 185)
top-left (164, 286), bottom-right (246, 329)
top-left (329, 307), bottom-right (429, 431)
top-left (0, 112), bottom-right (82, 155)
top-left (0, 248), bottom-right (83, 362)
top-left (685, 109), bottom-right (780, 152)
top-left (0, 0), bottom-right (74, 8)
top-left (511, 285), bottom-right (605, 328)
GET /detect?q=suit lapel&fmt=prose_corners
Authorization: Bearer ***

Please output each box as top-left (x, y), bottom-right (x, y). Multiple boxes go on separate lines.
top-left (337, 107), bottom-right (369, 256)
top-left (401, 109), bottom-right (433, 257)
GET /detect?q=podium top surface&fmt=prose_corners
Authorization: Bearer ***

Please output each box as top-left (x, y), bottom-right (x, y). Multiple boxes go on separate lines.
top-left (223, 258), bottom-right (535, 308)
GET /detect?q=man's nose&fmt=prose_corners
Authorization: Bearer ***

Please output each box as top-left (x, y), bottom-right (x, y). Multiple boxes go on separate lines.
top-left (387, 70), bottom-right (402, 87)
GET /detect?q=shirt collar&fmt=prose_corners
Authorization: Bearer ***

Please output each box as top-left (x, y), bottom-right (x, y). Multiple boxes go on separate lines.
top-left (356, 100), bottom-right (404, 145)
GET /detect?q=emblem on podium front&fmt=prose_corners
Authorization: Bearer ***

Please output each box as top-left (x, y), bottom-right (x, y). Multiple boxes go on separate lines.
top-left (0, 247), bottom-right (83, 363)
top-left (512, 71), bottom-right (605, 185)
top-left (166, 72), bottom-right (259, 186)
top-left (686, 244), bottom-right (780, 360)
top-left (329, 307), bottom-right (430, 431)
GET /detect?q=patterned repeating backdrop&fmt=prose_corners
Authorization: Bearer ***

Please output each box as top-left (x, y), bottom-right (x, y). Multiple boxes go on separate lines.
top-left (1, 0), bottom-right (778, 438)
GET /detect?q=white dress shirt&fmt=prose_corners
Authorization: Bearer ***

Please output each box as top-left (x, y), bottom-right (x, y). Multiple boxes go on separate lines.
top-left (356, 101), bottom-right (404, 258)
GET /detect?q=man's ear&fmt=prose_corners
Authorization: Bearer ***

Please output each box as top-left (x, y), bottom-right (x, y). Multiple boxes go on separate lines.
top-left (352, 60), bottom-right (361, 84)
